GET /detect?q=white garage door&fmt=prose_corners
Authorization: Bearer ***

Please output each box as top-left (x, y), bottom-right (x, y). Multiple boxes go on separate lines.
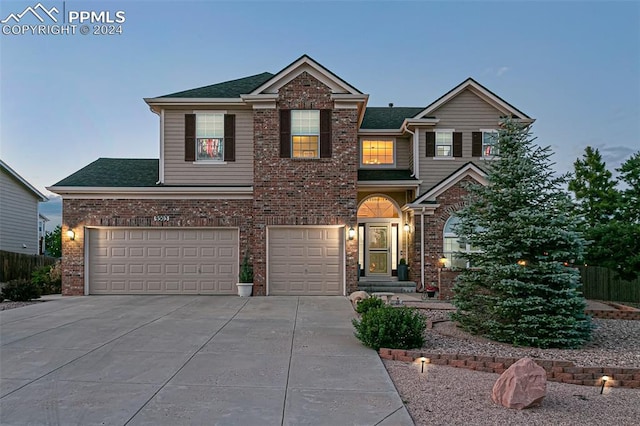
top-left (88, 228), bottom-right (238, 295)
top-left (268, 227), bottom-right (343, 295)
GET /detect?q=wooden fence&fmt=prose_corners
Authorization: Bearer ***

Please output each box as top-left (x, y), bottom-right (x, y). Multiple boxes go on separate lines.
top-left (0, 250), bottom-right (58, 283)
top-left (578, 265), bottom-right (640, 303)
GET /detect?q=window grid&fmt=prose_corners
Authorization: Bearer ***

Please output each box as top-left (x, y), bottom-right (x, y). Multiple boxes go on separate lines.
top-left (482, 131), bottom-right (498, 157)
top-left (292, 110), bottom-right (320, 158)
top-left (196, 114), bottom-right (224, 161)
top-left (362, 140), bottom-right (394, 165)
top-left (436, 132), bottom-right (453, 157)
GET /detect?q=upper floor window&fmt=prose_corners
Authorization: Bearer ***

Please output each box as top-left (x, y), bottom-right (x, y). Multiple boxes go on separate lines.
top-left (291, 110), bottom-right (320, 158)
top-left (426, 131), bottom-right (462, 158)
top-left (361, 139), bottom-right (394, 166)
top-left (184, 112), bottom-right (235, 162)
top-left (280, 109), bottom-right (332, 159)
top-left (482, 131), bottom-right (499, 157)
top-left (435, 131), bottom-right (453, 157)
top-left (196, 114), bottom-right (224, 161)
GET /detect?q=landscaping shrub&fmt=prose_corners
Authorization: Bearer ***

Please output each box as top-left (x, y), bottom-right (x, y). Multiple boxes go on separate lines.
top-left (355, 296), bottom-right (385, 315)
top-left (352, 306), bottom-right (426, 351)
top-left (1, 279), bottom-right (41, 302)
top-left (30, 263), bottom-right (62, 295)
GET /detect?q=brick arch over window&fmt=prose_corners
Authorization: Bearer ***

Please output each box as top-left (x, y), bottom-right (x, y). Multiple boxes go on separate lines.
top-left (357, 195), bottom-right (400, 218)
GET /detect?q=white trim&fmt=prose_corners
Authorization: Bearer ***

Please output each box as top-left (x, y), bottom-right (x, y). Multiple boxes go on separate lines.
top-left (357, 181), bottom-right (422, 191)
top-left (83, 226), bottom-right (89, 296)
top-left (192, 161), bottom-right (228, 165)
top-left (193, 109), bottom-right (227, 115)
top-left (408, 163), bottom-right (487, 206)
top-left (250, 56), bottom-right (361, 96)
top-left (158, 109), bottom-right (165, 184)
top-left (145, 98), bottom-right (244, 105)
top-left (432, 157), bottom-right (456, 161)
top-left (359, 137), bottom-right (396, 168)
top-left (0, 159), bottom-right (48, 201)
top-left (47, 186), bottom-right (253, 200)
top-left (412, 128), bottom-right (419, 179)
top-left (414, 78), bottom-right (533, 121)
top-left (358, 129), bottom-right (405, 136)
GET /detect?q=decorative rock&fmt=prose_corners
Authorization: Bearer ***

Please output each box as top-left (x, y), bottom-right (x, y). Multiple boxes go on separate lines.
top-left (491, 357), bottom-right (547, 409)
top-left (349, 291), bottom-right (369, 307)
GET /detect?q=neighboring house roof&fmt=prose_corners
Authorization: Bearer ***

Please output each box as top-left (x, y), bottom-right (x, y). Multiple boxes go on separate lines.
top-left (158, 72), bottom-right (274, 98)
top-left (52, 158), bottom-right (159, 187)
top-left (0, 159), bottom-right (47, 201)
top-left (414, 78), bottom-right (532, 121)
top-left (358, 169), bottom-right (416, 181)
top-left (361, 107), bottom-right (424, 129)
top-left (39, 213), bottom-right (50, 222)
top-left (410, 162), bottom-right (487, 205)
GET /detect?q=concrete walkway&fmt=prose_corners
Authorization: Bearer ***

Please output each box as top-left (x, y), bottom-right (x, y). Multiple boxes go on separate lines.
top-left (0, 296), bottom-right (413, 425)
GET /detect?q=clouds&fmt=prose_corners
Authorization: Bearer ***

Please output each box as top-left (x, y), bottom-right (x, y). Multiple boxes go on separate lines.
top-left (594, 144), bottom-right (637, 170)
top-left (484, 66), bottom-right (510, 77)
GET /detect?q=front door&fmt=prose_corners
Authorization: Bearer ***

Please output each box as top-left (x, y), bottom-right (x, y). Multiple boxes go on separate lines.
top-left (366, 223), bottom-right (391, 277)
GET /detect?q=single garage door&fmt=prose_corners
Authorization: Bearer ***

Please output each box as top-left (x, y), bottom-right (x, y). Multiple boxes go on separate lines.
top-left (268, 227), bottom-right (343, 295)
top-left (88, 228), bottom-right (238, 295)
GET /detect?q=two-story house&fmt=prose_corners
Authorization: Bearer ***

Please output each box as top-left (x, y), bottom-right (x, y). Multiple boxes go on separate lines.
top-left (49, 55), bottom-right (532, 297)
top-left (1, 159), bottom-right (49, 255)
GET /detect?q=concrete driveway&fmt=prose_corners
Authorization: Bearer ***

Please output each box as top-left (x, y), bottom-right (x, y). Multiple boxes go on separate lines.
top-left (0, 296), bottom-right (413, 425)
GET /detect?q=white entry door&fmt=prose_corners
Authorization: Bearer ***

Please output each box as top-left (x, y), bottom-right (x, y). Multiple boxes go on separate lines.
top-left (366, 223), bottom-right (391, 277)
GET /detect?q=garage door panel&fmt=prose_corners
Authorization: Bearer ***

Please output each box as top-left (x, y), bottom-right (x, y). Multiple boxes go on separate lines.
top-left (268, 227), bottom-right (343, 296)
top-left (89, 228), bottom-right (238, 295)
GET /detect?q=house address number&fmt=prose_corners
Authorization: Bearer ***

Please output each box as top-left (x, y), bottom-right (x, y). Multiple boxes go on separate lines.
top-left (153, 215), bottom-right (170, 222)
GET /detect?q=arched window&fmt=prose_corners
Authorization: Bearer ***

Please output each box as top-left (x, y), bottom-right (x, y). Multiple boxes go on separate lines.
top-left (443, 215), bottom-right (473, 268)
top-left (357, 196), bottom-right (399, 218)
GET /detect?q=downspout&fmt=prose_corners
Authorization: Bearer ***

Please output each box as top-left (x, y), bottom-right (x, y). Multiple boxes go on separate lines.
top-left (403, 124), bottom-right (418, 179)
top-left (420, 206), bottom-right (425, 291)
top-left (153, 108), bottom-right (164, 185)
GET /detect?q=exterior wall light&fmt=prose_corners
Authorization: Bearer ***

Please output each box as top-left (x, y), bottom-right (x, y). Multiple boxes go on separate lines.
top-left (347, 226), bottom-right (356, 240)
top-left (403, 223), bottom-right (410, 233)
top-left (66, 229), bottom-right (75, 241)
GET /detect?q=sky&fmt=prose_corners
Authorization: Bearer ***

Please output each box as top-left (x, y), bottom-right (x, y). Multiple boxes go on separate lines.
top-left (1, 0), bottom-right (639, 229)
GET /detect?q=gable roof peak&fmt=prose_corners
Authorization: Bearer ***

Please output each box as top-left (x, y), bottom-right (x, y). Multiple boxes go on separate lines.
top-left (250, 54), bottom-right (362, 96)
top-left (414, 77), bottom-right (532, 121)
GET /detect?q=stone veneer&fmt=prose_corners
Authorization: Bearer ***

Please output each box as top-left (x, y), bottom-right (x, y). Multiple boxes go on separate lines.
top-left (61, 199), bottom-right (252, 295)
top-left (251, 71), bottom-right (359, 295)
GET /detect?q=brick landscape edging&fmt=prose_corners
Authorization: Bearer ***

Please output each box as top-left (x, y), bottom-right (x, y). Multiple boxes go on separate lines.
top-left (585, 309), bottom-right (640, 320)
top-left (379, 349), bottom-right (640, 389)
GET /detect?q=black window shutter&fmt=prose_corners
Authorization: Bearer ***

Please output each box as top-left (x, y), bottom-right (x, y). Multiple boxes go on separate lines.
top-left (320, 109), bottom-right (332, 158)
top-left (185, 114), bottom-right (196, 161)
top-left (472, 132), bottom-right (482, 157)
top-left (453, 132), bottom-right (463, 157)
top-left (425, 132), bottom-right (435, 157)
top-left (280, 110), bottom-right (291, 158)
top-left (224, 114), bottom-right (235, 162)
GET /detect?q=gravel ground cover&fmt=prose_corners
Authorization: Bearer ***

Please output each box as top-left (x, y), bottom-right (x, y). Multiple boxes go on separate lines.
top-left (383, 307), bottom-right (640, 425)
top-left (0, 301), bottom-right (40, 311)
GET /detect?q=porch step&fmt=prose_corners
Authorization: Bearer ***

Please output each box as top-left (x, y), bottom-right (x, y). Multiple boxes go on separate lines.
top-left (357, 281), bottom-right (416, 293)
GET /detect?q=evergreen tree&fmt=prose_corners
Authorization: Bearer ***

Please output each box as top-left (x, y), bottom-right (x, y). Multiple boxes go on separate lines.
top-left (617, 151), bottom-right (640, 224)
top-left (451, 119), bottom-right (591, 349)
top-left (568, 146), bottom-right (619, 227)
top-left (567, 149), bottom-right (640, 279)
top-left (45, 225), bottom-right (62, 258)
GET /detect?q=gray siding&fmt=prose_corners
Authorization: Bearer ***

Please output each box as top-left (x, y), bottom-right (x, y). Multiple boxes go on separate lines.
top-left (0, 171), bottom-right (40, 254)
top-left (163, 109), bottom-right (254, 186)
top-left (418, 89), bottom-right (503, 190)
top-left (396, 137), bottom-right (411, 169)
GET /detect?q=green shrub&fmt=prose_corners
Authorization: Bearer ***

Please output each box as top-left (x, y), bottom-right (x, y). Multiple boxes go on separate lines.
top-left (2, 279), bottom-right (41, 302)
top-left (31, 264), bottom-right (61, 295)
top-left (352, 306), bottom-right (426, 351)
top-left (355, 297), bottom-right (385, 315)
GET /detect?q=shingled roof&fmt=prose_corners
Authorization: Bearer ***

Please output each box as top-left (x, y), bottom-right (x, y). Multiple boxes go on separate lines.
top-left (52, 158), bottom-right (159, 187)
top-left (159, 72), bottom-right (274, 98)
top-left (360, 107), bottom-right (424, 129)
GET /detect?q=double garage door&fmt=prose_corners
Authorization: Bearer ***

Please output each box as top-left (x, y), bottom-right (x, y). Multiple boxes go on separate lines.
top-left (87, 226), bottom-right (344, 296)
top-left (88, 228), bottom-right (238, 295)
